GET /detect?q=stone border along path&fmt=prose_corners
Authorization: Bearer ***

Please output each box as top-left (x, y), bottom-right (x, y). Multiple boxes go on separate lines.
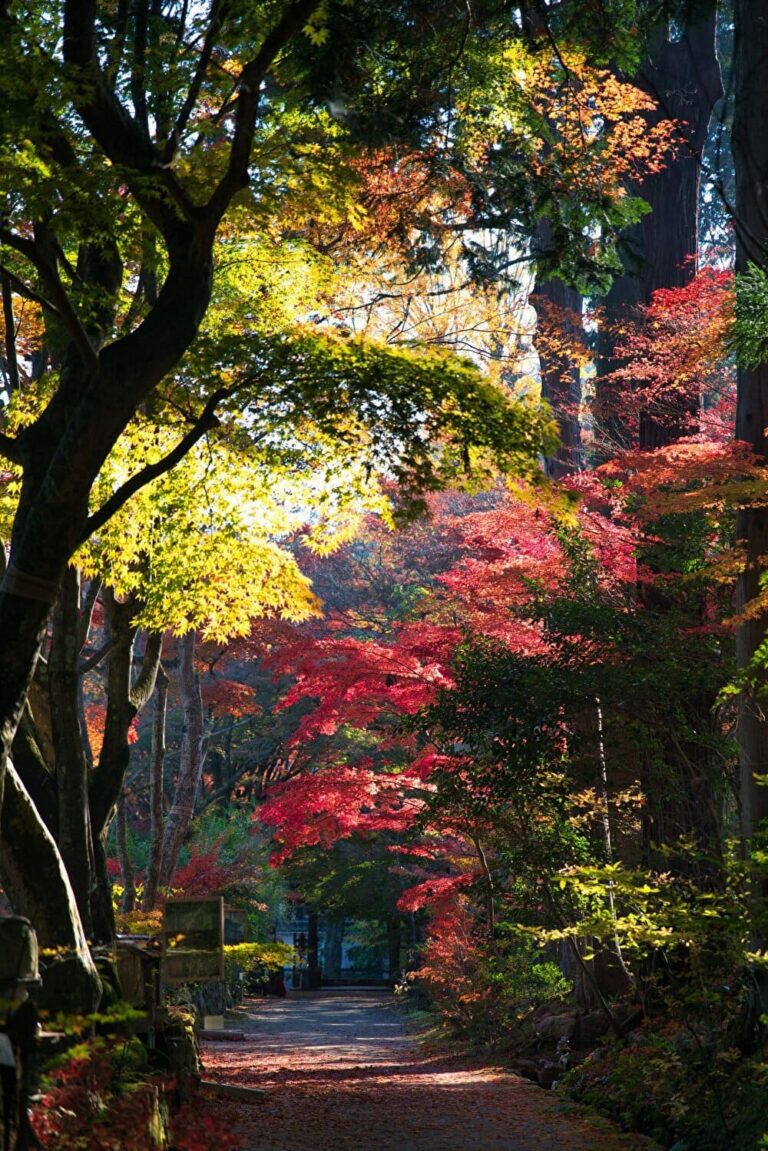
top-left (198, 990), bottom-right (660, 1151)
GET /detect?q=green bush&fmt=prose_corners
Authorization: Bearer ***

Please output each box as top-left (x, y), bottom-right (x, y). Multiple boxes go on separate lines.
top-left (223, 941), bottom-right (294, 996)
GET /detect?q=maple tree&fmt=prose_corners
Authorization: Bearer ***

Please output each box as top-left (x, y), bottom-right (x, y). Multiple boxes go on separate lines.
top-left (0, 0), bottom-right (579, 1009)
top-left (6, 4), bottom-right (768, 1148)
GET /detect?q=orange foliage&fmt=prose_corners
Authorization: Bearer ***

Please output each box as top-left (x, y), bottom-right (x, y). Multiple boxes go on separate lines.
top-left (525, 54), bottom-right (680, 203)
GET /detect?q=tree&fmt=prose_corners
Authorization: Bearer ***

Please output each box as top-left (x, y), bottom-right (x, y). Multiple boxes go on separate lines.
top-left (0, 0), bottom-right (706, 1013)
top-left (732, 3), bottom-right (768, 884)
top-left (594, 6), bottom-right (722, 454)
top-left (0, 0), bottom-right (561, 1006)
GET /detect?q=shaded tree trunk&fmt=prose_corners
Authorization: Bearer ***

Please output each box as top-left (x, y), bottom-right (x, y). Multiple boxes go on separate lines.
top-left (159, 632), bottom-right (206, 888)
top-left (49, 566), bottom-right (95, 937)
top-left (387, 915), bottom-right (402, 983)
top-left (143, 665), bottom-right (169, 911)
top-left (532, 278), bottom-right (583, 477)
top-left (307, 910), bottom-right (321, 987)
top-left (323, 918), bottom-right (344, 981)
top-left (733, 3), bottom-right (768, 856)
top-left (591, 10), bottom-right (725, 882)
top-left (89, 592), bottom-right (163, 941)
top-left (0, 760), bottom-right (100, 1010)
top-left (116, 795), bottom-right (136, 913)
top-left (594, 12), bottom-right (722, 454)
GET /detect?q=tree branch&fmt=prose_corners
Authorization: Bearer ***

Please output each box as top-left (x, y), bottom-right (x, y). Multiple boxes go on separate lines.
top-left (62, 0), bottom-right (199, 229)
top-left (78, 638), bottom-right (115, 676)
top-left (130, 630), bottom-right (163, 710)
top-left (1, 272), bottom-right (20, 394)
top-left (207, 0), bottom-right (320, 219)
top-left (79, 386), bottom-right (231, 544)
top-left (0, 228), bottom-right (98, 370)
top-left (0, 263), bottom-right (60, 318)
top-left (165, 0), bottom-right (226, 162)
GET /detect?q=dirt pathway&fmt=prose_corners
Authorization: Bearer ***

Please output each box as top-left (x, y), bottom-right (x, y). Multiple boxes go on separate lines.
top-left (200, 990), bottom-right (655, 1151)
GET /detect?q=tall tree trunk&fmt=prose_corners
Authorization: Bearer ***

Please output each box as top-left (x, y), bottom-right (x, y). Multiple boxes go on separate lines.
top-left (387, 915), bottom-right (402, 983)
top-left (143, 665), bottom-right (169, 911)
top-left (307, 909), bottom-right (320, 987)
top-left (49, 566), bottom-right (95, 936)
top-left (0, 760), bottom-right (101, 1010)
top-left (591, 10), bottom-right (725, 880)
top-left (594, 12), bottom-right (722, 454)
top-left (531, 276), bottom-right (583, 478)
top-left (89, 594), bottom-right (163, 940)
top-left (323, 918), bottom-right (344, 981)
top-left (116, 795), bottom-right (136, 913)
top-left (733, 3), bottom-right (768, 856)
top-left (159, 632), bottom-right (205, 888)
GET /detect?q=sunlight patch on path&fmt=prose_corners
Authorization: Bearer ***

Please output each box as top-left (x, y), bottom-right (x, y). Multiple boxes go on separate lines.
top-left (200, 991), bottom-right (657, 1151)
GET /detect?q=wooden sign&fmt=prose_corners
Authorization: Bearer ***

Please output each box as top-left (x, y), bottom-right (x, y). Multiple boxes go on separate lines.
top-left (161, 897), bottom-right (224, 984)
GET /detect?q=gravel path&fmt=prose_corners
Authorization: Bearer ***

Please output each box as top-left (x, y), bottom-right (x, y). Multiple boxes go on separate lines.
top-left (199, 990), bottom-right (655, 1151)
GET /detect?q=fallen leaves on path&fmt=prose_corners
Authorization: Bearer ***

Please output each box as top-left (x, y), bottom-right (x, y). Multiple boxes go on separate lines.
top-left (198, 993), bottom-right (657, 1151)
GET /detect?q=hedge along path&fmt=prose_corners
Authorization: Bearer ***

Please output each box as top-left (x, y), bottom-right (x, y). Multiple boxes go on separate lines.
top-left (199, 990), bottom-right (659, 1151)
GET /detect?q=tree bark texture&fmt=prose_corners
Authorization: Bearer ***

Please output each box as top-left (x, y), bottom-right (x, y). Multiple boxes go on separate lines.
top-left (594, 12), bottom-right (722, 454)
top-left (733, 2), bottom-right (768, 848)
top-left (143, 666), bottom-right (169, 911)
top-left (0, 760), bottom-right (100, 1010)
top-left (50, 566), bottom-right (95, 936)
top-left (159, 632), bottom-right (205, 888)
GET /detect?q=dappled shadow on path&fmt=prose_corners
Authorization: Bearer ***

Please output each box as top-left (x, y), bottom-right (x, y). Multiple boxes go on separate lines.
top-left (199, 992), bottom-right (654, 1151)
